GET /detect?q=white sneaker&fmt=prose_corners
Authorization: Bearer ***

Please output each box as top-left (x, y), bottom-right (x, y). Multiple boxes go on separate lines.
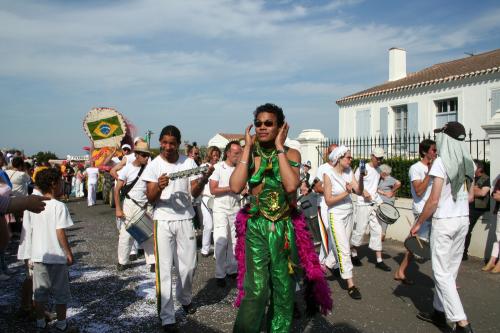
top-left (0, 273), bottom-right (10, 281)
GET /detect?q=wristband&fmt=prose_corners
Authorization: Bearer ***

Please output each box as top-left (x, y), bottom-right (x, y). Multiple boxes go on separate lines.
top-left (276, 149), bottom-right (285, 155)
top-left (239, 160), bottom-right (248, 165)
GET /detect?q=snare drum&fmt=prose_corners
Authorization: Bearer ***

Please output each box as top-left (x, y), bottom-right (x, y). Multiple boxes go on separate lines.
top-left (126, 210), bottom-right (154, 244)
top-left (404, 236), bottom-right (431, 260)
top-left (375, 202), bottom-right (400, 225)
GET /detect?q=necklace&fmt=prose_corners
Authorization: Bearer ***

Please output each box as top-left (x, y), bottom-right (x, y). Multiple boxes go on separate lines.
top-left (256, 143), bottom-right (277, 162)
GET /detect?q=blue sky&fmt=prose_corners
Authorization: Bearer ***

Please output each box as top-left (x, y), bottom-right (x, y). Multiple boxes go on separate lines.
top-left (1, 0), bottom-right (499, 156)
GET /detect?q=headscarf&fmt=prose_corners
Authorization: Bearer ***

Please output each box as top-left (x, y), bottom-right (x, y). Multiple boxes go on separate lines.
top-left (436, 132), bottom-right (475, 201)
top-left (328, 145), bottom-right (350, 165)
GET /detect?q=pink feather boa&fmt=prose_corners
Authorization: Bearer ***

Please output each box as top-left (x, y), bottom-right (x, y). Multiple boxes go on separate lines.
top-left (234, 206), bottom-right (333, 315)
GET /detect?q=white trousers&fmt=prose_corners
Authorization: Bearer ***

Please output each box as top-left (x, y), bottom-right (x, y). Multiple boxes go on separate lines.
top-left (491, 211), bottom-right (500, 258)
top-left (200, 197), bottom-right (213, 255)
top-left (431, 216), bottom-right (468, 322)
top-left (75, 180), bottom-right (84, 198)
top-left (117, 199), bottom-right (155, 265)
top-left (318, 204), bottom-right (338, 269)
top-left (155, 219), bottom-right (197, 325)
top-left (213, 209), bottom-right (238, 278)
top-left (351, 204), bottom-right (382, 251)
top-left (329, 208), bottom-right (354, 280)
top-left (87, 183), bottom-right (96, 206)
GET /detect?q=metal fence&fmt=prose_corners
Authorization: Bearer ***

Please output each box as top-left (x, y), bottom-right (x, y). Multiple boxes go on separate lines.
top-left (316, 130), bottom-right (489, 165)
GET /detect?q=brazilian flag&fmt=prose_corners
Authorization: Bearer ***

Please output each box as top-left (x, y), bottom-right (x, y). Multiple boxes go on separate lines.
top-left (86, 116), bottom-right (124, 141)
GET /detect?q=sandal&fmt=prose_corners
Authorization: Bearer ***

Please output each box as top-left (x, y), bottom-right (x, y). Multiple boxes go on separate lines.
top-left (394, 276), bottom-right (415, 285)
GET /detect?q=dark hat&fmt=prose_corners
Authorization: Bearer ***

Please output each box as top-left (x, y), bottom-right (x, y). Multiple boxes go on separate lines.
top-left (434, 121), bottom-right (466, 141)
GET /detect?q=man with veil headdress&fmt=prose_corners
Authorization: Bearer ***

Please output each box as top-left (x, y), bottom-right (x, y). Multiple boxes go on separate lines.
top-left (411, 121), bottom-right (475, 333)
top-left (229, 103), bottom-right (332, 333)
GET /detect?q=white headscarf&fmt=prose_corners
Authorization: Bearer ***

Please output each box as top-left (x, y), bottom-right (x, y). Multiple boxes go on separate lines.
top-left (328, 145), bottom-right (350, 165)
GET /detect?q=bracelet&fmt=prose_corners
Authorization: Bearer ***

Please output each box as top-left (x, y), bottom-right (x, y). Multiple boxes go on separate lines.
top-left (276, 149), bottom-right (285, 155)
top-left (239, 160), bottom-right (248, 165)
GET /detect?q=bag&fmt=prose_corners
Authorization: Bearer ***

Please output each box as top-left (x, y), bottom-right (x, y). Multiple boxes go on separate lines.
top-left (120, 166), bottom-right (145, 200)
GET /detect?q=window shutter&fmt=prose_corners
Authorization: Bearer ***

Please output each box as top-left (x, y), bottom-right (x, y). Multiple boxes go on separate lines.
top-left (407, 102), bottom-right (418, 135)
top-left (492, 89), bottom-right (500, 117)
top-left (356, 109), bottom-right (371, 138)
top-left (380, 107), bottom-right (388, 137)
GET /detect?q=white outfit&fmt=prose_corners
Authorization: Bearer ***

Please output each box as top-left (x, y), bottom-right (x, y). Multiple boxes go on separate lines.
top-left (85, 167), bottom-right (99, 206)
top-left (325, 168), bottom-right (354, 280)
top-left (142, 154), bottom-right (199, 326)
top-left (209, 161), bottom-right (240, 278)
top-left (409, 161), bottom-right (433, 240)
top-left (116, 163), bottom-right (154, 265)
top-left (351, 164), bottom-right (383, 251)
top-left (429, 157), bottom-right (469, 322)
top-left (315, 163), bottom-right (338, 269)
top-left (5, 170), bottom-right (30, 197)
top-left (199, 163), bottom-right (214, 256)
top-left (18, 199), bottom-right (74, 263)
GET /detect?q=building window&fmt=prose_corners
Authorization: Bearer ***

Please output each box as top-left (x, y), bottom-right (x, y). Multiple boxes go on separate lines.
top-left (435, 98), bottom-right (458, 127)
top-left (393, 105), bottom-right (408, 139)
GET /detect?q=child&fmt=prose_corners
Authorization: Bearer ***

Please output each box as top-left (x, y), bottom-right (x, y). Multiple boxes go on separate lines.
top-left (18, 168), bottom-right (75, 332)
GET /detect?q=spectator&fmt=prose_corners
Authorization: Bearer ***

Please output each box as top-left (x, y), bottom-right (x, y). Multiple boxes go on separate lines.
top-left (6, 156), bottom-right (31, 234)
top-left (74, 165), bottom-right (85, 198)
top-left (377, 164), bottom-right (401, 240)
top-left (84, 161), bottom-right (99, 207)
top-left (482, 176), bottom-right (500, 273)
top-left (463, 160), bottom-right (490, 261)
top-left (62, 161), bottom-right (75, 202)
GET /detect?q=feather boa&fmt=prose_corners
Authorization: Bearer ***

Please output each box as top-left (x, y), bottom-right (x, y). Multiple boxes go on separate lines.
top-left (234, 206), bottom-right (333, 315)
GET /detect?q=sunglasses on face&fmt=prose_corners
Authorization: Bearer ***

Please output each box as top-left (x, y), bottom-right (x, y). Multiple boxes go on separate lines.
top-left (136, 152), bottom-right (150, 158)
top-left (375, 157), bottom-right (384, 161)
top-left (254, 120), bottom-right (275, 128)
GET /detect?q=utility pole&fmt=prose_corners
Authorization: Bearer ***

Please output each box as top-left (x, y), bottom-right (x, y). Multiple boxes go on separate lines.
top-left (145, 130), bottom-right (154, 148)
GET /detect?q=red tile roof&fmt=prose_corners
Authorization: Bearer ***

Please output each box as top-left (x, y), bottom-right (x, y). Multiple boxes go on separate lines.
top-left (337, 48), bottom-right (500, 105)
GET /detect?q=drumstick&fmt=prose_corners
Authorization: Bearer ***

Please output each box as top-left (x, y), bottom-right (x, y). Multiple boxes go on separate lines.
top-left (415, 235), bottom-right (424, 249)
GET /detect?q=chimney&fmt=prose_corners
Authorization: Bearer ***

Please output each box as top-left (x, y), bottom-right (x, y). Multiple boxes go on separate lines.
top-left (388, 47), bottom-right (406, 81)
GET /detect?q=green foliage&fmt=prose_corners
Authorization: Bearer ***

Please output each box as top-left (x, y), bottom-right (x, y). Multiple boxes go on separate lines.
top-left (352, 157), bottom-right (420, 198)
top-left (32, 151), bottom-right (58, 163)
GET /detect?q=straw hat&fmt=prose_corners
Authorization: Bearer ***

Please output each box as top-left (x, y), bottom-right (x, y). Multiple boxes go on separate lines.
top-left (134, 141), bottom-right (151, 155)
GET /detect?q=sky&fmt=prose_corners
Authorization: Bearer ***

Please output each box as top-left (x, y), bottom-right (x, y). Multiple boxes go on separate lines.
top-left (1, 0), bottom-right (499, 157)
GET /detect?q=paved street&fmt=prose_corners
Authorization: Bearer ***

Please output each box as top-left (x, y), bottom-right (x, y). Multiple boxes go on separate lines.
top-left (1, 198), bottom-right (499, 333)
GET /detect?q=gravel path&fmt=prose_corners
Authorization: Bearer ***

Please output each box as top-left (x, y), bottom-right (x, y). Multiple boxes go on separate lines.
top-left (1, 198), bottom-right (498, 332)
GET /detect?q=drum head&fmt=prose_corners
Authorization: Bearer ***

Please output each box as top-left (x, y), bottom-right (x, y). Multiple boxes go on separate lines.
top-left (379, 203), bottom-right (400, 220)
top-left (404, 236), bottom-right (431, 260)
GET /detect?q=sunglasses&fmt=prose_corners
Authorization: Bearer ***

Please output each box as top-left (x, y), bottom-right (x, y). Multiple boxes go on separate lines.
top-left (136, 152), bottom-right (150, 158)
top-left (375, 157), bottom-right (384, 161)
top-left (254, 120), bottom-right (275, 128)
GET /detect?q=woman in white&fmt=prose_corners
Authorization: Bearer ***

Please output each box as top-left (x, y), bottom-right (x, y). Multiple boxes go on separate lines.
top-left (199, 146), bottom-right (221, 257)
top-left (323, 146), bottom-right (364, 300)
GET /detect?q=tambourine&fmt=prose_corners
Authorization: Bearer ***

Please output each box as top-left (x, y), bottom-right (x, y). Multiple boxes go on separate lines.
top-left (404, 235), bottom-right (431, 260)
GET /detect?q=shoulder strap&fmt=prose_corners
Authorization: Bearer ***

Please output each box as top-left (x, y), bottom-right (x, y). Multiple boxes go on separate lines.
top-left (121, 165), bottom-right (145, 197)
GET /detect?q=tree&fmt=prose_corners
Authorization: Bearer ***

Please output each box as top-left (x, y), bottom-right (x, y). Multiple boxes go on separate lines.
top-left (33, 151), bottom-right (58, 163)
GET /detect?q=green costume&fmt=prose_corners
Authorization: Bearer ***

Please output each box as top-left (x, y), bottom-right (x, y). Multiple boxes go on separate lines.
top-left (233, 144), bottom-right (300, 333)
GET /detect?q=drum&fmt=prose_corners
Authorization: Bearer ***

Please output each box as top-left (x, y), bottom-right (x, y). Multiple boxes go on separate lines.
top-left (375, 202), bottom-right (400, 225)
top-left (126, 210), bottom-right (154, 244)
top-left (404, 236), bottom-right (431, 260)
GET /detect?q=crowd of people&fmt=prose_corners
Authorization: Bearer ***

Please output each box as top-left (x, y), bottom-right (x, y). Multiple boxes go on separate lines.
top-left (1, 104), bottom-right (500, 333)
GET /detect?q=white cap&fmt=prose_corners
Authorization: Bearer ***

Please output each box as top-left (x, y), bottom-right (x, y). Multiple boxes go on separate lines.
top-left (371, 147), bottom-right (385, 158)
top-left (121, 144), bottom-right (132, 150)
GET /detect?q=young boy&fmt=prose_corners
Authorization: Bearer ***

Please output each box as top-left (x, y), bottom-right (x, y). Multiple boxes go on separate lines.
top-left (18, 168), bottom-right (75, 332)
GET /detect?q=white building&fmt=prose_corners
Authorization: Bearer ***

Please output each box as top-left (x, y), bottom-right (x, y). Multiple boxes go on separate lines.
top-left (337, 48), bottom-right (500, 150)
top-left (207, 133), bottom-right (245, 150)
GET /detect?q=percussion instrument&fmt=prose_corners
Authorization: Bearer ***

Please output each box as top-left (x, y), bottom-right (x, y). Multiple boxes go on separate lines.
top-left (404, 236), bottom-right (431, 260)
top-left (375, 202), bottom-right (400, 225)
top-left (168, 165), bottom-right (209, 180)
top-left (126, 210), bottom-right (154, 244)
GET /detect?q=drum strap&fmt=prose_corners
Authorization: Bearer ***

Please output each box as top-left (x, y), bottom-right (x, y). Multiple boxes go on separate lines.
top-left (120, 165), bottom-right (145, 200)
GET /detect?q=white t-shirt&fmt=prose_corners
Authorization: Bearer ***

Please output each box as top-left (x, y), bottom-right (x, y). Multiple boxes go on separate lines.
top-left (6, 170), bottom-right (31, 197)
top-left (409, 161), bottom-right (433, 214)
top-left (86, 167), bottom-right (99, 185)
top-left (315, 163), bottom-right (333, 207)
top-left (125, 153), bottom-right (136, 165)
top-left (117, 163), bottom-right (147, 204)
top-left (18, 199), bottom-right (73, 264)
top-left (324, 167), bottom-right (353, 210)
top-left (355, 163), bottom-right (381, 205)
top-left (142, 154), bottom-right (199, 221)
top-left (429, 157), bottom-right (469, 218)
top-left (209, 161), bottom-right (239, 211)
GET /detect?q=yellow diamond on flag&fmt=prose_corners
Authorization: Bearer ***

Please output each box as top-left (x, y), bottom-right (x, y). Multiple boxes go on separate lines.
top-left (93, 121), bottom-right (119, 139)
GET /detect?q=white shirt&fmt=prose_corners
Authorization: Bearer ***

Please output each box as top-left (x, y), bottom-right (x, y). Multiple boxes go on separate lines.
top-left (125, 153), bottom-right (136, 165)
top-left (315, 163), bottom-right (333, 207)
top-left (429, 157), bottom-right (469, 218)
top-left (324, 167), bottom-right (353, 210)
top-left (85, 167), bottom-right (99, 185)
top-left (18, 199), bottom-right (73, 264)
top-left (5, 170), bottom-right (30, 197)
top-left (355, 163), bottom-right (381, 205)
top-left (409, 161), bottom-right (433, 214)
top-left (142, 154), bottom-right (199, 221)
top-left (209, 161), bottom-right (240, 212)
top-left (118, 163), bottom-right (147, 204)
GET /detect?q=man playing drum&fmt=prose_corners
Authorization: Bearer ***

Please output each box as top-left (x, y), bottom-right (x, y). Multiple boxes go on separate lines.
top-left (114, 141), bottom-right (155, 272)
top-left (411, 122), bottom-right (475, 333)
top-left (394, 139), bottom-right (436, 284)
top-left (142, 125), bottom-right (213, 333)
top-left (351, 147), bottom-right (391, 271)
